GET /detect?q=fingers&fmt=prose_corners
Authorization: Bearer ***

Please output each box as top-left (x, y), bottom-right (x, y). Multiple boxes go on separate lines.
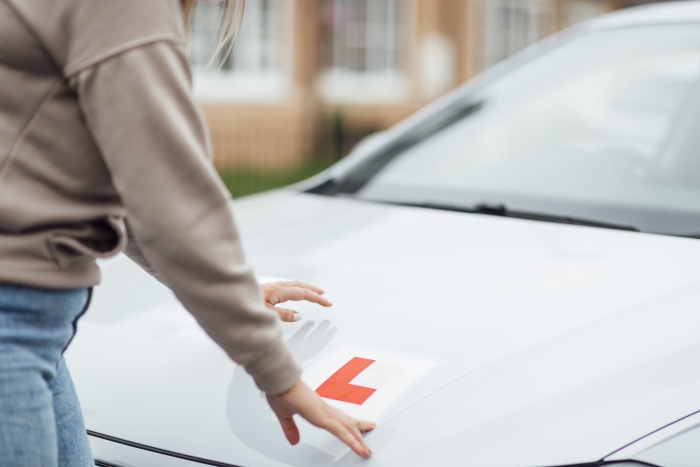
top-left (303, 401), bottom-right (373, 457)
top-left (272, 381), bottom-right (374, 458)
top-left (274, 281), bottom-right (325, 295)
top-left (261, 282), bottom-right (333, 319)
top-left (274, 286), bottom-right (333, 307)
top-left (358, 419), bottom-right (377, 434)
top-left (341, 415), bottom-right (375, 455)
top-left (321, 416), bottom-right (372, 458)
top-left (273, 306), bottom-right (302, 323)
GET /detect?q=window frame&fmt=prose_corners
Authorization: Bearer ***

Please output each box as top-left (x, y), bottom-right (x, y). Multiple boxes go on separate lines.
top-left (316, 0), bottom-right (414, 104)
top-left (190, 0), bottom-right (293, 104)
top-left (482, 0), bottom-right (557, 69)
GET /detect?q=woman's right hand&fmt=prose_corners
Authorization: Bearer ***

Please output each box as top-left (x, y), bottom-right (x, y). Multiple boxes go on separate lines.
top-left (266, 379), bottom-right (376, 458)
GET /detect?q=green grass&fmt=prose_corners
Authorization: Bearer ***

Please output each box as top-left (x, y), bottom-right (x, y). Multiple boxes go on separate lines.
top-left (218, 157), bottom-right (337, 199)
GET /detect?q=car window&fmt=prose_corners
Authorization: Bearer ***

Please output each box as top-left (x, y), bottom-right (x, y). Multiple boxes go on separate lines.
top-left (343, 25), bottom-right (700, 236)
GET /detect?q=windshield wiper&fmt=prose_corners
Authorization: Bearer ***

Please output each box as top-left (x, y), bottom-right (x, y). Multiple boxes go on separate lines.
top-left (390, 201), bottom-right (640, 232)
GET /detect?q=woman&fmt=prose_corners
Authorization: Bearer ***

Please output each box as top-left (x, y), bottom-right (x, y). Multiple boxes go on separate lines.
top-left (0, 0), bottom-right (374, 465)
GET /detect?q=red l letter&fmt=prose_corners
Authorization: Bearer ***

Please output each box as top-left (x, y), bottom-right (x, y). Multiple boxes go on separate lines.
top-left (316, 357), bottom-right (376, 405)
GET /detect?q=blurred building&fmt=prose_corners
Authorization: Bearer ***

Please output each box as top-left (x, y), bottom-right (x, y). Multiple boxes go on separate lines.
top-left (190, 0), bottom-right (663, 170)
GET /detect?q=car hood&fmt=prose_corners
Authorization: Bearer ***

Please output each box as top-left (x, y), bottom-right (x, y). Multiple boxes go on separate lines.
top-left (68, 192), bottom-right (700, 467)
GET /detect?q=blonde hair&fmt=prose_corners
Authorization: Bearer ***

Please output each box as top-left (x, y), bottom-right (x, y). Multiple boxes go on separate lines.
top-left (181, 0), bottom-right (246, 67)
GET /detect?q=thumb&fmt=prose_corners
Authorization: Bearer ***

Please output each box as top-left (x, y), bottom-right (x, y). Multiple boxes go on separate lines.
top-left (277, 414), bottom-right (301, 445)
top-left (272, 306), bottom-right (301, 323)
top-left (267, 394), bottom-right (301, 445)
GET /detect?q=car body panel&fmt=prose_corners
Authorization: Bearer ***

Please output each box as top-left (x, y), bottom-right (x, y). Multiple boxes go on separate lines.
top-left (69, 192), bottom-right (700, 467)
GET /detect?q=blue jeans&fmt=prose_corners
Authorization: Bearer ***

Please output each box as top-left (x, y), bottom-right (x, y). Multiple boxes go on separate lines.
top-left (0, 283), bottom-right (94, 467)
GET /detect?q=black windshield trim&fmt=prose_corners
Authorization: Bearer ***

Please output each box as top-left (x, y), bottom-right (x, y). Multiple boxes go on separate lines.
top-left (381, 200), bottom-right (640, 232)
top-left (549, 462), bottom-right (660, 467)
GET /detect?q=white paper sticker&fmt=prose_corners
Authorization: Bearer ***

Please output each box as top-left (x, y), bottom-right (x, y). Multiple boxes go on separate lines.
top-left (302, 346), bottom-right (438, 421)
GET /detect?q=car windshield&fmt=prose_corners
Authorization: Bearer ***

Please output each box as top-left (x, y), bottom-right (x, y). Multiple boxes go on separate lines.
top-left (334, 24), bottom-right (700, 237)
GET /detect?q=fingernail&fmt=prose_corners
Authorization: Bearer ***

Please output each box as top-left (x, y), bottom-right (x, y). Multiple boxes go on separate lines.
top-left (293, 313), bottom-right (303, 322)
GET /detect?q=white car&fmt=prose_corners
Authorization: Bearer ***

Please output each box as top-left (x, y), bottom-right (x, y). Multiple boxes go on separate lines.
top-left (70, 2), bottom-right (700, 466)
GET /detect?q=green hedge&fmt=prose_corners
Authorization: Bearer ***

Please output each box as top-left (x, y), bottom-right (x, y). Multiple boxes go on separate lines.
top-left (218, 157), bottom-right (336, 199)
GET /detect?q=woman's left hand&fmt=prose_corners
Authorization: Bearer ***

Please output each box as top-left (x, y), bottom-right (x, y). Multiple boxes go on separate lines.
top-left (261, 281), bottom-right (332, 322)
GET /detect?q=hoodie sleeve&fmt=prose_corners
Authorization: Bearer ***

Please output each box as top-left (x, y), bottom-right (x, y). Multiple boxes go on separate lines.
top-left (72, 39), bottom-right (301, 395)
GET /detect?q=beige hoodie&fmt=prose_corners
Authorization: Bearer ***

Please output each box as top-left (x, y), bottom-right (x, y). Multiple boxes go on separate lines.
top-left (0, 0), bottom-right (301, 395)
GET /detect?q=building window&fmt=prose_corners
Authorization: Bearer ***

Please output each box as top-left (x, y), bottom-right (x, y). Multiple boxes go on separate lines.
top-left (318, 0), bottom-right (410, 103)
top-left (483, 0), bottom-right (555, 68)
top-left (190, 0), bottom-right (289, 102)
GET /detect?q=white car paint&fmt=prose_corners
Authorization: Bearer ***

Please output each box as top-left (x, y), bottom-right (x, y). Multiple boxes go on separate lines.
top-left (69, 191), bottom-right (700, 467)
top-left (67, 2), bottom-right (700, 466)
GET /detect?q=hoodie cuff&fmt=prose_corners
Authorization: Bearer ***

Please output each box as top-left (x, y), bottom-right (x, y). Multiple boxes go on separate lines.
top-left (245, 340), bottom-right (302, 395)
